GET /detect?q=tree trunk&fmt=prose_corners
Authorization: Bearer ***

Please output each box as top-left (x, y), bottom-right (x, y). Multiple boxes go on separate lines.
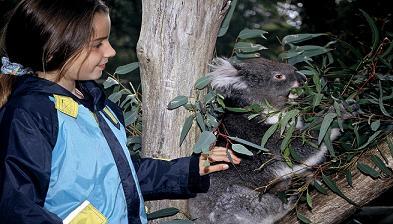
top-left (136, 0), bottom-right (230, 220)
top-left (279, 137), bottom-right (393, 224)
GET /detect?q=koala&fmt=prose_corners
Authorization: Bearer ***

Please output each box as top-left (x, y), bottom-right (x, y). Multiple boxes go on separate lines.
top-left (188, 58), bottom-right (341, 224)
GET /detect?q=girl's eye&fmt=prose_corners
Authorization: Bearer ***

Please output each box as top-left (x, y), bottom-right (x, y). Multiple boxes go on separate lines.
top-left (94, 42), bottom-right (103, 48)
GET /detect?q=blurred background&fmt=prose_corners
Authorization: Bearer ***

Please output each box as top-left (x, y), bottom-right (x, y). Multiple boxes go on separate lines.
top-left (1, 0), bottom-right (392, 86)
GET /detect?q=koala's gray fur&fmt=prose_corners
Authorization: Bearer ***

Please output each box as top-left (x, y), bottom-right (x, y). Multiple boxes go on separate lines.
top-left (189, 58), bottom-right (339, 224)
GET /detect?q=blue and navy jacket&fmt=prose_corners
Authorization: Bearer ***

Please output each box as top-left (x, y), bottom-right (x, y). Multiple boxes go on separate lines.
top-left (0, 75), bottom-right (209, 224)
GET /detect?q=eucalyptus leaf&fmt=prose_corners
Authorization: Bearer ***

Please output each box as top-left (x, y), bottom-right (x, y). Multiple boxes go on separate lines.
top-left (289, 146), bottom-right (301, 162)
top-left (234, 42), bottom-right (267, 53)
top-left (238, 28), bottom-right (268, 39)
top-left (217, 0), bottom-right (237, 37)
top-left (378, 81), bottom-right (392, 117)
top-left (127, 136), bottom-right (141, 145)
top-left (324, 128), bottom-right (336, 157)
top-left (333, 101), bottom-right (344, 131)
top-left (103, 77), bottom-right (119, 89)
top-left (204, 92), bottom-right (216, 104)
top-left (206, 114), bottom-right (219, 128)
top-left (193, 131), bottom-right (216, 153)
top-left (196, 112), bottom-right (206, 131)
top-left (312, 180), bottom-right (328, 195)
top-left (147, 207), bottom-right (179, 220)
top-left (312, 93), bottom-right (323, 107)
top-left (280, 109), bottom-right (299, 136)
top-left (306, 190), bottom-right (313, 209)
top-left (296, 212), bottom-right (311, 224)
top-left (232, 144), bottom-right (254, 156)
top-left (280, 123), bottom-right (295, 152)
top-left (226, 107), bottom-right (250, 113)
top-left (359, 9), bottom-right (379, 51)
top-left (161, 220), bottom-right (194, 224)
top-left (371, 155), bottom-right (392, 176)
top-left (124, 110), bottom-right (138, 126)
top-left (282, 33), bottom-right (326, 45)
top-left (318, 113), bottom-right (337, 145)
top-left (179, 115), bottom-right (194, 146)
top-left (261, 123), bottom-right (279, 149)
top-left (195, 76), bottom-right (212, 90)
top-left (229, 136), bottom-right (268, 152)
top-left (236, 52), bottom-right (261, 59)
top-left (388, 138), bottom-right (393, 158)
top-left (322, 174), bottom-right (356, 205)
top-left (370, 120), bottom-right (380, 131)
top-left (345, 170), bottom-right (353, 187)
top-left (282, 147), bottom-right (293, 167)
top-left (357, 162), bottom-right (380, 179)
top-left (356, 130), bottom-right (382, 150)
top-left (167, 96), bottom-right (188, 110)
top-left (114, 62), bottom-right (139, 75)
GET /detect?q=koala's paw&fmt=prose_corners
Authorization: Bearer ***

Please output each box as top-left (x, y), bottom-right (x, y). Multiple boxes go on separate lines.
top-left (341, 100), bottom-right (362, 118)
top-left (329, 99), bottom-right (362, 120)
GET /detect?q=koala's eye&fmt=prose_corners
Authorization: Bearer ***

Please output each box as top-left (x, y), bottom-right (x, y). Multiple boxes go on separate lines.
top-left (274, 73), bottom-right (286, 80)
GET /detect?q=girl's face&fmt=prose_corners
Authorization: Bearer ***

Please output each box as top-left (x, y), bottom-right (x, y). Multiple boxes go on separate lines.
top-left (64, 12), bottom-right (116, 81)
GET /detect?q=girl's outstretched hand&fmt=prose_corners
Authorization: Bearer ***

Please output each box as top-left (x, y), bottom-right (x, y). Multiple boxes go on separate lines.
top-left (199, 146), bottom-right (241, 176)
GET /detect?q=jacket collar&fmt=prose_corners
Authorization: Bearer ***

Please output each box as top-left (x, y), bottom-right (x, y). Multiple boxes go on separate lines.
top-left (12, 75), bottom-right (106, 111)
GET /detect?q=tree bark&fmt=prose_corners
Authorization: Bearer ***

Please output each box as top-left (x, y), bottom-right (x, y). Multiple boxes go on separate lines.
top-left (279, 137), bottom-right (393, 224)
top-left (136, 0), bottom-right (230, 220)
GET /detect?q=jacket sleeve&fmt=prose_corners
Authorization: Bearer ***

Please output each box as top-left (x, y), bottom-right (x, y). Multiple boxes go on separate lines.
top-left (0, 107), bottom-right (62, 224)
top-left (132, 154), bottom-right (210, 201)
top-left (105, 99), bottom-right (210, 200)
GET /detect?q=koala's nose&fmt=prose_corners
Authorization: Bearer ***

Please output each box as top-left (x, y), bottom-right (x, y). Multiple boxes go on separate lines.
top-left (296, 71), bottom-right (307, 84)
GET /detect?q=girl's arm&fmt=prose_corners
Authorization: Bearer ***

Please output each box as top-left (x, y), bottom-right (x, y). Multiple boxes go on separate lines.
top-left (0, 107), bottom-right (62, 224)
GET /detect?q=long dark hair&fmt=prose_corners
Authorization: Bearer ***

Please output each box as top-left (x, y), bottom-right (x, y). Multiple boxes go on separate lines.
top-left (0, 0), bottom-right (109, 107)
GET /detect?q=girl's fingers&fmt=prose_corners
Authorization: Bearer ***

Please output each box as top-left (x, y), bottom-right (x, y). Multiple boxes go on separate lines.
top-left (201, 163), bottom-right (229, 175)
top-left (209, 147), bottom-right (241, 164)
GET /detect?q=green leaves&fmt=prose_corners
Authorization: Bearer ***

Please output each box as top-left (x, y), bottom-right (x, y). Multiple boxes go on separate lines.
top-left (194, 76), bottom-right (212, 90)
top-left (147, 207), bottom-right (179, 220)
top-left (297, 212), bottom-right (311, 224)
top-left (217, 0), bottom-right (237, 37)
top-left (231, 144), bottom-right (253, 156)
top-left (167, 96), bottom-right (188, 110)
top-left (179, 115), bottom-right (194, 146)
top-left (371, 155), bottom-right (392, 176)
top-left (229, 136), bottom-right (268, 152)
top-left (114, 62), bottom-right (139, 75)
top-left (357, 162), bottom-right (380, 179)
top-left (193, 131), bottom-right (216, 153)
top-left (359, 9), bottom-right (379, 51)
top-left (234, 42), bottom-right (267, 53)
top-left (282, 33), bottom-right (326, 45)
top-left (280, 33), bottom-right (330, 65)
top-left (238, 28), bottom-right (268, 39)
top-left (318, 113), bottom-right (337, 145)
top-left (322, 174), bottom-right (356, 205)
top-left (103, 77), bottom-right (119, 89)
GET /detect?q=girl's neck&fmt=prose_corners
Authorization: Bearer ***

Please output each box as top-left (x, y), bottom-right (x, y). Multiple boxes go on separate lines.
top-left (36, 71), bottom-right (83, 99)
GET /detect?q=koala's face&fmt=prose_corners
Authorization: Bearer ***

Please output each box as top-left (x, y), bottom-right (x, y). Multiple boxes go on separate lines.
top-left (209, 58), bottom-right (305, 109)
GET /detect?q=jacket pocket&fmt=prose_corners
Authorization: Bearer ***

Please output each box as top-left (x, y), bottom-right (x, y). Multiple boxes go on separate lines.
top-left (63, 200), bottom-right (108, 224)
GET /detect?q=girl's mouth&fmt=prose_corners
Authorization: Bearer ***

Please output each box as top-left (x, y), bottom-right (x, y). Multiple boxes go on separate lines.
top-left (98, 64), bottom-right (106, 70)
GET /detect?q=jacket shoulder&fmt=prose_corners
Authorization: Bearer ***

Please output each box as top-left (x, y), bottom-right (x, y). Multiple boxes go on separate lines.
top-left (1, 93), bottom-right (58, 147)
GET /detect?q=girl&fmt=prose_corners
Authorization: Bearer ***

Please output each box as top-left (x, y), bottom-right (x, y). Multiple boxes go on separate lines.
top-left (0, 0), bottom-right (240, 223)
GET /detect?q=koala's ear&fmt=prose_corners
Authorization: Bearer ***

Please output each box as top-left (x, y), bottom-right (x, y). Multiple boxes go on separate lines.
top-left (207, 57), bottom-right (248, 96)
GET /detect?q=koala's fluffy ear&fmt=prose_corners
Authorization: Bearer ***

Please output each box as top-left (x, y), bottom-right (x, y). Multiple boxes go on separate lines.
top-left (208, 58), bottom-right (247, 97)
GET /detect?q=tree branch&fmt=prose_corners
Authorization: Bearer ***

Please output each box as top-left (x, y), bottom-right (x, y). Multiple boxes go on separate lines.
top-left (279, 137), bottom-right (393, 224)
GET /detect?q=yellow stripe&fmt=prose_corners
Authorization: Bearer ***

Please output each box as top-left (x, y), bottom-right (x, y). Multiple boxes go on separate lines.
top-left (53, 95), bottom-right (78, 118)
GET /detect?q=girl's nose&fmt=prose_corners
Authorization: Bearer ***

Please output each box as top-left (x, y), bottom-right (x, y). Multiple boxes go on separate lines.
top-left (105, 42), bottom-right (116, 58)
